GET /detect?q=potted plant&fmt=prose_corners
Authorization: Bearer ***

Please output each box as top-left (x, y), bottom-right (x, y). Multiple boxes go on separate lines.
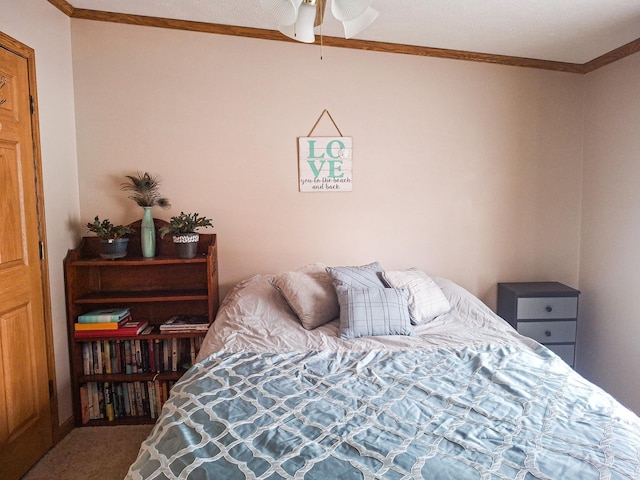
top-left (159, 212), bottom-right (213, 259)
top-left (86, 216), bottom-right (135, 259)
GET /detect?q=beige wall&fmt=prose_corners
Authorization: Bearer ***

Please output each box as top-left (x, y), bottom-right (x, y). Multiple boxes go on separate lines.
top-left (0, 1), bottom-right (81, 424)
top-left (579, 52), bottom-right (640, 413)
top-left (71, 20), bottom-right (583, 310)
top-left (8, 8), bottom-right (623, 427)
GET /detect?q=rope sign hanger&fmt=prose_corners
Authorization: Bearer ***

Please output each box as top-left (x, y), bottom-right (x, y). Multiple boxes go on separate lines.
top-left (307, 109), bottom-right (344, 137)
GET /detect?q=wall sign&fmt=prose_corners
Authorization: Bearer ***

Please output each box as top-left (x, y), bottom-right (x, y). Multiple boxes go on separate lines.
top-left (299, 110), bottom-right (352, 192)
top-left (298, 136), bottom-right (352, 192)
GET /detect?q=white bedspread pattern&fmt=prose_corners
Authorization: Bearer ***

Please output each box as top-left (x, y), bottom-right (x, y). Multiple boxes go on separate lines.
top-left (124, 275), bottom-right (640, 480)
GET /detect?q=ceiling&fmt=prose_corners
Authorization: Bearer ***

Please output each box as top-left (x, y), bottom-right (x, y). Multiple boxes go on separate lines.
top-left (61, 0), bottom-right (640, 66)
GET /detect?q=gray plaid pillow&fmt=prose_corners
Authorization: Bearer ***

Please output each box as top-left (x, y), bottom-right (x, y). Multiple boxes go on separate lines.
top-left (326, 262), bottom-right (386, 289)
top-left (337, 287), bottom-right (414, 340)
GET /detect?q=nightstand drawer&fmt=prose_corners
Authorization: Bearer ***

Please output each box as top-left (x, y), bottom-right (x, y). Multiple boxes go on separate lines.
top-left (517, 297), bottom-right (578, 320)
top-left (517, 320), bottom-right (576, 343)
top-left (546, 344), bottom-right (575, 366)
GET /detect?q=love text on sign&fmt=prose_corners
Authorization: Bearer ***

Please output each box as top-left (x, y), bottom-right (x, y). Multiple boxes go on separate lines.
top-left (298, 137), bottom-right (353, 192)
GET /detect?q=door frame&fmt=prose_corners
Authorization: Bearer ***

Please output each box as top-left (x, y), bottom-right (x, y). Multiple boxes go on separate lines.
top-left (0, 31), bottom-right (58, 437)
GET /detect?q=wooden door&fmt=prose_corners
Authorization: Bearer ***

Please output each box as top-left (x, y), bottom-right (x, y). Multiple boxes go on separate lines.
top-left (0, 41), bottom-right (53, 479)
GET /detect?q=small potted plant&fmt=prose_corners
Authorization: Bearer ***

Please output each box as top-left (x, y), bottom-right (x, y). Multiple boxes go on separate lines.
top-left (159, 212), bottom-right (213, 259)
top-left (87, 216), bottom-right (135, 259)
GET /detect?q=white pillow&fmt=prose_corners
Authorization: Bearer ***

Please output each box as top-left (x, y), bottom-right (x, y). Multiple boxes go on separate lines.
top-left (270, 264), bottom-right (339, 330)
top-left (381, 268), bottom-right (451, 325)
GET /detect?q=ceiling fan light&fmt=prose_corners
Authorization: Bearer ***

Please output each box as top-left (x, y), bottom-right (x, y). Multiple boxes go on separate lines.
top-left (341, 6), bottom-right (378, 39)
top-left (331, 0), bottom-right (372, 22)
top-left (278, 2), bottom-right (317, 43)
top-left (260, 0), bottom-right (303, 26)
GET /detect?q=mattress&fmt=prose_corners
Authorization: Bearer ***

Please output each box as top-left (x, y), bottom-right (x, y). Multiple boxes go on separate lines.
top-left (125, 274), bottom-right (640, 479)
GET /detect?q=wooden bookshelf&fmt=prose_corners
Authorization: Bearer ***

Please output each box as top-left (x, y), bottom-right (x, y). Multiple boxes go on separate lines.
top-left (64, 219), bottom-right (218, 426)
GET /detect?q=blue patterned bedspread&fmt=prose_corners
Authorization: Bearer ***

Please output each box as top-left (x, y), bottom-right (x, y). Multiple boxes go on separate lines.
top-left (126, 346), bottom-right (640, 479)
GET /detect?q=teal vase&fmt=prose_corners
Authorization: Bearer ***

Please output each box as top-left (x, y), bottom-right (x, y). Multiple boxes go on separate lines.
top-left (141, 207), bottom-right (155, 258)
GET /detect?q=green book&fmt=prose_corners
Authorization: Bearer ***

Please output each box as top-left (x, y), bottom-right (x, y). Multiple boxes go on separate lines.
top-left (78, 308), bottom-right (131, 323)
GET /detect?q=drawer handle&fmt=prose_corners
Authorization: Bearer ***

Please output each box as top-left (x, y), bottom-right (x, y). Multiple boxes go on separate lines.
top-left (545, 330), bottom-right (552, 337)
top-left (545, 306), bottom-right (553, 313)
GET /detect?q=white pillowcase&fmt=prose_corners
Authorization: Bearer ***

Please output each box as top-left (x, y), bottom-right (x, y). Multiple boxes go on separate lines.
top-left (381, 268), bottom-right (451, 325)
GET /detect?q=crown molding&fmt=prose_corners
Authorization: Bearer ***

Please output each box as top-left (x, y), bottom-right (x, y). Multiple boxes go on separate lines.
top-left (48, 0), bottom-right (74, 16)
top-left (48, 0), bottom-right (640, 74)
top-left (581, 37), bottom-right (640, 73)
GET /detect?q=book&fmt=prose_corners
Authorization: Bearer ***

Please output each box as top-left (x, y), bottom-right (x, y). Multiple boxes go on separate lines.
top-left (147, 380), bottom-right (157, 419)
top-left (74, 315), bottom-right (131, 331)
top-left (103, 340), bottom-right (111, 374)
top-left (154, 339), bottom-right (161, 373)
top-left (82, 342), bottom-right (91, 375)
top-left (124, 340), bottom-right (132, 374)
top-left (154, 380), bottom-right (163, 416)
top-left (114, 383), bottom-right (124, 419)
top-left (140, 325), bottom-right (154, 335)
top-left (95, 341), bottom-right (102, 374)
top-left (127, 383), bottom-right (137, 416)
top-left (163, 339), bottom-right (170, 371)
top-left (133, 340), bottom-right (142, 373)
top-left (80, 384), bottom-right (89, 424)
top-left (78, 308), bottom-right (131, 324)
top-left (104, 382), bottom-right (115, 421)
top-left (89, 382), bottom-right (98, 420)
top-left (114, 341), bottom-right (122, 374)
top-left (148, 340), bottom-right (156, 374)
top-left (97, 382), bottom-right (105, 419)
top-left (122, 382), bottom-right (131, 417)
top-left (74, 320), bottom-right (149, 339)
top-left (171, 338), bottom-right (178, 372)
top-left (133, 382), bottom-right (143, 417)
top-left (159, 314), bottom-right (209, 332)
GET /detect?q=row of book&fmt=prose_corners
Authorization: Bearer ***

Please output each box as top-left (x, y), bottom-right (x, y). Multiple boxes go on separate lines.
top-left (74, 308), bottom-right (209, 339)
top-left (80, 380), bottom-right (175, 424)
top-left (74, 308), bottom-right (148, 339)
top-left (81, 337), bottom-right (204, 375)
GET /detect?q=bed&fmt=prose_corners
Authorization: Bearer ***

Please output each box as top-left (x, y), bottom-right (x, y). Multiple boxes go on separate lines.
top-left (125, 263), bottom-right (640, 479)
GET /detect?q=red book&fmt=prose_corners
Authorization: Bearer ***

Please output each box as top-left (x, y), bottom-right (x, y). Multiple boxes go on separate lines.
top-left (74, 315), bottom-right (132, 331)
top-left (74, 321), bottom-right (149, 339)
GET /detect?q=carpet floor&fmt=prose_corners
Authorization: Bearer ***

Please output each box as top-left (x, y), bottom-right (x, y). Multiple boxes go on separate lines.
top-left (22, 424), bottom-right (154, 480)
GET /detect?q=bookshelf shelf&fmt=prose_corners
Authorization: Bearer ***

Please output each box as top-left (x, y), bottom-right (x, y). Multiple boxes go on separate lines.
top-left (72, 329), bottom-right (208, 342)
top-left (70, 255), bottom-right (208, 266)
top-left (78, 372), bottom-right (186, 383)
top-left (72, 289), bottom-right (210, 304)
top-left (83, 416), bottom-right (158, 427)
top-left (64, 219), bottom-right (219, 426)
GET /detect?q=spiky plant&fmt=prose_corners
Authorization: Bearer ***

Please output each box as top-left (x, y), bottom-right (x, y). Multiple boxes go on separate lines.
top-left (159, 212), bottom-right (213, 238)
top-left (121, 171), bottom-right (171, 208)
top-left (86, 216), bottom-right (135, 239)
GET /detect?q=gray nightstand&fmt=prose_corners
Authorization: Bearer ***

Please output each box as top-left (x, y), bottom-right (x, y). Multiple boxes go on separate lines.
top-left (497, 282), bottom-right (580, 367)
